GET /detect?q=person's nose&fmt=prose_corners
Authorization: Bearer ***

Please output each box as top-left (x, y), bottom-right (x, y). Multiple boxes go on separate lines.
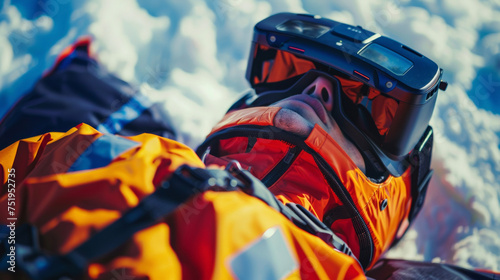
top-left (301, 76), bottom-right (334, 112)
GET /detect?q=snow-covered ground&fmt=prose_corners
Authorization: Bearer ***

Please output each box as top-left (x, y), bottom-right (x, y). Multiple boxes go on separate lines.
top-left (1, 0), bottom-right (499, 272)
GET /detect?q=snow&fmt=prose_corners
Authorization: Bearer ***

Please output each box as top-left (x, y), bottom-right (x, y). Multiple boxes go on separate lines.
top-left (1, 0), bottom-right (499, 272)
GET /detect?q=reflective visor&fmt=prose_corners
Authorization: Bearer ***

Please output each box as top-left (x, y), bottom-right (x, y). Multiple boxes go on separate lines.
top-left (250, 44), bottom-right (316, 84)
top-left (247, 43), bottom-right (399, 143)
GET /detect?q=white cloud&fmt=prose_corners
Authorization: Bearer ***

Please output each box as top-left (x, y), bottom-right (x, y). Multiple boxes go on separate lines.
top-left (0, 5), bottom-right (39, 92)
top-left (87, 0), bottom-right (170, 82)
top-left (0, 32), bottom-right (14, 75)
top-left (142, 67), bottom-right (234, 147)
top-left (170, 3), bottom-right (221, 79)
top-left (453, 228), bottom-right (500, 270)
top-left (34, 15), bottom-right (53, 32)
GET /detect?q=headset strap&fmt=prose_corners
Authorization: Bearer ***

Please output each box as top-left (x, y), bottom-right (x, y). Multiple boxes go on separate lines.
top-left (390, 126), bottom-right (434, 248)
top-left (408, 126), bottom-right (434, 223)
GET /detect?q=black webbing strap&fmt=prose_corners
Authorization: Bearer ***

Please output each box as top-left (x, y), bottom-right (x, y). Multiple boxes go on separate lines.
top-left (390, 126), bottom-right (434, 248)
top-left (2, 162), bottom-right (358, 279)
top-left (408, 126), bottom-right (434, 223)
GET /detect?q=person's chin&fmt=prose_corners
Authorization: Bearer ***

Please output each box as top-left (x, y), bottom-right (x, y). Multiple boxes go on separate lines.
top-left (273, 108), bottom-right (314, 137)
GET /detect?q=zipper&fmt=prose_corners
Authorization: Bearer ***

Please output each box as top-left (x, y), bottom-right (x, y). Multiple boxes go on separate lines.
top-left (315, 157), bottom-right (374, 268)
top-left (261, 145), bottom-right (301, 187)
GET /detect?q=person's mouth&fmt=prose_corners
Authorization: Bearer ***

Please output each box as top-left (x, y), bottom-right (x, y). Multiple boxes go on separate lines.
top-left (283, 94), bottom-right (330, 125)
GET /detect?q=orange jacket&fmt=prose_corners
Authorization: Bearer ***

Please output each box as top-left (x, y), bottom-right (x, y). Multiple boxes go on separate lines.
top-left (200, 106), bottom-right (414, 269)
top-left (0, 123), bottom-right (365, 279)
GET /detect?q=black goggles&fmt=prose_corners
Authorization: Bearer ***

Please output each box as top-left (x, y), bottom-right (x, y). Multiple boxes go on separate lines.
top-left (242, 13), bottom-right (448, 161)
top-left (244, 42), bottom-right (440, 161)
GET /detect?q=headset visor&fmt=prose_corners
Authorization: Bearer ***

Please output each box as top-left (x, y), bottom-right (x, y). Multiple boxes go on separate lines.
top-left (247, 42), bottom-right (403, 148)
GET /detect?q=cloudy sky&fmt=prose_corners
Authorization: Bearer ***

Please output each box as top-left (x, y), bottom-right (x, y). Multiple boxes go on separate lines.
top-left (1, 0), bottom-right (500, 271)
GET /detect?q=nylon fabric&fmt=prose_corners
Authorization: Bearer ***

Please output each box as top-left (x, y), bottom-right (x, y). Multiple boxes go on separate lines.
top-left (168, 190), bottom-right (365, 279)
top-left (96, 94), bottom-right (152, 134)
top-left (67, 134), bottom-right (140, 172)
top-left (208, 106), bottom-right (279, 135)
top-left (0, 124), bottom-right (204, 279)
top-left (0, 124), bottom-right (366, 279)
top-left (304, 124), bottom-right (412, 265)
top-left (219, 137), bottom-right (292, 180)
top-left (203, 106), bottom-right (413, 269)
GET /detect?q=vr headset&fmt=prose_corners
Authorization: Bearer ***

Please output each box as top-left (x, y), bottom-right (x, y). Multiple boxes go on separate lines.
top-left (234, 13), bottom-right (447, 177)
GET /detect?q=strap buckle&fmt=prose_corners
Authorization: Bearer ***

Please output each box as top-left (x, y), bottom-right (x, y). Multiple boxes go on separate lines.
top-left (225, 160), bottom-right (258, 194)
top-left (168, 164), bottom-right (242, 194)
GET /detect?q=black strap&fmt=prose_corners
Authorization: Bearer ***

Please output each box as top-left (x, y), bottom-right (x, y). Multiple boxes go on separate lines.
top-left (366, 258), bottom-right (499, 280)
top-left (2, 163), bottom-right (358, 279)
top-left (390, 126), bottom-right (434, 248)
top-left (408, 126), bottom-right (434, 223)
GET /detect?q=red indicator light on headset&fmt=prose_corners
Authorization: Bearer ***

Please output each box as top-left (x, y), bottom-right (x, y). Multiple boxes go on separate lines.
top-left (288, 46), bottom-right (305, 53)
top-left (354, 70), bottom-right (370, 80)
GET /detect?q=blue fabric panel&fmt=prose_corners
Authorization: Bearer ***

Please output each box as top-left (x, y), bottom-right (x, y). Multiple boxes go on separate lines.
top-left (68, 134), bottom-right (139, 172)
top-left (230, 227), bottom-right (298, 280)
top-left (56, 51), bottom-right (77, 71)
top-left (97, 94), bottom-right (151, 134)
